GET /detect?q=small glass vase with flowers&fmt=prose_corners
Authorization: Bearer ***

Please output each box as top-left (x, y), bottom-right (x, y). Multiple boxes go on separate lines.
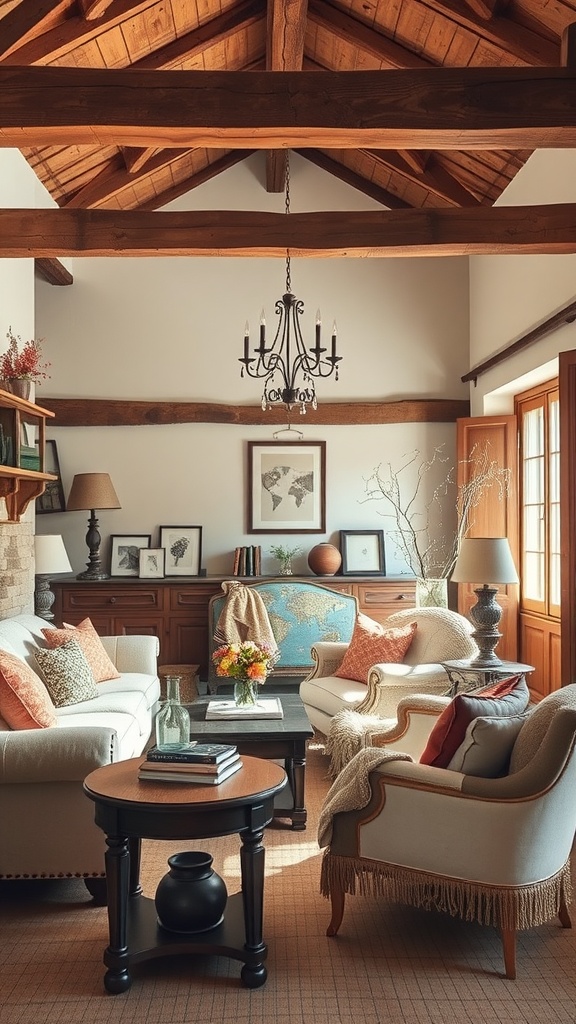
top-left (212, 640), bottom-right (276, 707)
top-left (0, 327), bottom-right (50, 400)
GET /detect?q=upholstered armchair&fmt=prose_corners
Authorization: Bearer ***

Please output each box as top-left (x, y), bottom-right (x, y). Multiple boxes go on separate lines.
top-left (318, 684), bottom-right (576, 980)
top-left (300, 605), bottom-right (477, 741)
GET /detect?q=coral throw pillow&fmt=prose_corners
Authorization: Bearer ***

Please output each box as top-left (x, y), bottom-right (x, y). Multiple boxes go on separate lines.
top-left (0, 650), bottom-right (57, 729)
top-left (42, 617), bottom-right (120, 683)
top-left (419, 674), bottom-right (530, 769)
top-left (335, 614), bottom-right (417, 684)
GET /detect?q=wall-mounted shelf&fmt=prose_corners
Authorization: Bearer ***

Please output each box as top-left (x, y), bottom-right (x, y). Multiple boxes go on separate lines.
top-left (0, 387), bottom-right (56, 521)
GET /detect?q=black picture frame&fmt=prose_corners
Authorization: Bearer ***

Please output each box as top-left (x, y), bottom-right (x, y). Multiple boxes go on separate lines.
top-left (247, 440), bottom-right (326, 534)
top-left (159, 525), bottom-right (202, 576)
top-left (36, 440), bottom-right (66, 514)
top-left (110, 534), bottom-right (151, 577)
top-left (340, 529), bottom-right (386, 576)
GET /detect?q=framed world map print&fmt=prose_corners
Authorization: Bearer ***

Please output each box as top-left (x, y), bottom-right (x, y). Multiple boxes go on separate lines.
top-left (247, 441), bottom-right (326, 534)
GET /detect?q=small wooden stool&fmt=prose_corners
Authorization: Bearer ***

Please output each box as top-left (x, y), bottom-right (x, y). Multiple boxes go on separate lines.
top-left (158, 664), bottom-right (199, 705)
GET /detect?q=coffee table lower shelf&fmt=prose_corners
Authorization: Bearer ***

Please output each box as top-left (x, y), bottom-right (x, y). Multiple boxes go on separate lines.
top-left (107, 891), bottom-right (264, 991)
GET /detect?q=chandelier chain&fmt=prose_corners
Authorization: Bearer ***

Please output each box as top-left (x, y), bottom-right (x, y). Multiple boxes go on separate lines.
top-left (285, 154), bottom-right (291, 292)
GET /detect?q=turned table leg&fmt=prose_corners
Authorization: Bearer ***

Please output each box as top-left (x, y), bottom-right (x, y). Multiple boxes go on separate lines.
top-left (239, 825), bottom-right (267, 988)
top-left (103, 834), bottom-right (132, 994)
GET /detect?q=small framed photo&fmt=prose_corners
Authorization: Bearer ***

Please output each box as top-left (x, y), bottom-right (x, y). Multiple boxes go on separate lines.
top-left (340, 529), bottom-right (386, 576)
top-left (159, 525), bottom-right (202, 576)
top-left (248, 440), bottom-right (326, 534)
top-left (36, 440), bottom-right (66, 514)
top-left (110, 535), bottom-right (151, 577)
top-left (139, 547), bottom-right (165, 579)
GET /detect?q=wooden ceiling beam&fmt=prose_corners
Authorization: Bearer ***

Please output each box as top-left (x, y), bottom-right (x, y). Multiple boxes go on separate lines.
top-left (0, 0), bottom-right (69, 60)
top-left (365, 150), bottom-right (482, 207)
top-left (297, 149), bottom-right (412, 209)
top-left (307, 0), bottom-right (431, 70)
top-left (265, 0), bottom-right (308, 193)
top-left (34, 256), bottom-right (73, 286)
top-left (3, 67), bottom-right (576, 150)
top-left (419, 0), bottom-right (557, 64)
top-left (41, 397), bottom-right (471, 428)
top-left (65, 150), bottom-right (253, 210)
top-left (78, 0), bottom-right (115, 18)
top-left (4, 204), bottom-right (576, 257)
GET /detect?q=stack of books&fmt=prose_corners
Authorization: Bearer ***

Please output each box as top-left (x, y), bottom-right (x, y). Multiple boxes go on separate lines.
top-left (138, 742), bottom-right (242, 785)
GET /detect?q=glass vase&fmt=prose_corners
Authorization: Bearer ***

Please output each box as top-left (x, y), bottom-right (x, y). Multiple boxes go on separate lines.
top-left (155, 676), bottom-right (190, 750)
top-left (234, 678), bottom-right (258, 707)
top-left (415, 577), bottom-right (449, 608)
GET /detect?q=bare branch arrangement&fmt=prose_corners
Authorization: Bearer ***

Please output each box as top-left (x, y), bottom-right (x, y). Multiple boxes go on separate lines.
top-left (362, 444), bottom-right (511, 579)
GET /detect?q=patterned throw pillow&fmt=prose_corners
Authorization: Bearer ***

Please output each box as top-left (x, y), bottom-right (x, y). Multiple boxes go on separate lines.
top-left (0, 650), bottom-right (57, 729)
top-left (419, 674), bottom-right (530, 769)
top-left (42, 617), bottom-right (120, 683)
top-left (34, 638), bottom-right (99, 707)
top-left (335, 614), bottom-right (417, 684)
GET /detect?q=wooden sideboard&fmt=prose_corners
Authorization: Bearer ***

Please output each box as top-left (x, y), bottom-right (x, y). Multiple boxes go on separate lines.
top-left (51, 575), bottom-right (417, 680)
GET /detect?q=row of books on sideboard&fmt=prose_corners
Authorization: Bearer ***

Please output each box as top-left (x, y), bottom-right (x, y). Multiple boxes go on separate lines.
top-left (232, 545), bottom-right (261, 576)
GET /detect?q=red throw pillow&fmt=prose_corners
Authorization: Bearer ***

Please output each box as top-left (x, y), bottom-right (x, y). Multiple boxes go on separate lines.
top-left (42, 617), bottom-right (120, 683)
top-left (335, 614), bottom-right (417, 684)
top-left (0, 650), bottom-right (57, 729)
top-left (419, 674), bottom-right (529, 769)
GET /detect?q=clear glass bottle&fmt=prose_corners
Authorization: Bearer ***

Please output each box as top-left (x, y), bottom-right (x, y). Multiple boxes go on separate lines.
top-left (155, 676), bottom-right (190, 750)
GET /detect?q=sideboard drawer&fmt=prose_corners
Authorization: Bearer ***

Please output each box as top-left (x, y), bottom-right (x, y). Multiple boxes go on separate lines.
top-left (60, 586), bottom-right (163, 614)
top-left (357, 583), bottom-right (416, 614)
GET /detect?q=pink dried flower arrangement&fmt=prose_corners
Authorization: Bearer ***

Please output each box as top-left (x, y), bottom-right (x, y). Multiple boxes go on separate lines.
top-left (0, 327), bottom-right (50, 382)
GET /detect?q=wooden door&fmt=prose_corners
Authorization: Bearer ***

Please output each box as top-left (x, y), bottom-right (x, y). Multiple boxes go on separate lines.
top-left (559, 350), bottom-right (576, 685)
top-left (456, 415), bottom-right (519, 662)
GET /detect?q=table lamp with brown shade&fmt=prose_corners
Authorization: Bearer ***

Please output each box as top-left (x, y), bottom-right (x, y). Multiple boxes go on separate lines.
top-left (66, 472), bottom-right (121, 581)
top-left (451, 536), bottom-right (519, 668)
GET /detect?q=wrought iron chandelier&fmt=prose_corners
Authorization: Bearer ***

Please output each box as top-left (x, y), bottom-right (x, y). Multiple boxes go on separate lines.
top-left (239, 156), bottom-right (342, 414)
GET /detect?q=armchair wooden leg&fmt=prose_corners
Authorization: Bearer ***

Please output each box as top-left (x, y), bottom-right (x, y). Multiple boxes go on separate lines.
top-left (559, 898), bottom-right (572, 929)
top-left (326, 885), bottom-right (345, 937)
top-left (500, 927), bottom-right (517, 980)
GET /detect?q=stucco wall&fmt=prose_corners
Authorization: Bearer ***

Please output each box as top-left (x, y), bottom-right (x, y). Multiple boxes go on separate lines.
top-left (33, 153), bottom-right (470, 578)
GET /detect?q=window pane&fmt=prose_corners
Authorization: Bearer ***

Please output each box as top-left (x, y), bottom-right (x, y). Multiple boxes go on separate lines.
top-left (523, 551), bottom-right (545, 601)
top-left (523, 457), bottom-right (544, 503)
top-left (550, 450), bottom-right (560, 503)
top-left (523, 505), bottom-right (544, 550)
top-left (550, 553), bottom-right (561, 606)
top-left (523, 407), bottom-right (543, 458)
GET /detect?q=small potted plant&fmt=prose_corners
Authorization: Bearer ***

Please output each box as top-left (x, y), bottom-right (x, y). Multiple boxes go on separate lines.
top-left (0, 327), bottom-right (50, 400)
top-left (270, 544), bottom-right (301, 576)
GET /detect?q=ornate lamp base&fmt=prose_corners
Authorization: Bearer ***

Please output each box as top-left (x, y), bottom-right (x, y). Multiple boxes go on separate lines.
top-left (468, 584), bottom-right (505, 667)
top-left (34, 575), bottom-right (55, 620)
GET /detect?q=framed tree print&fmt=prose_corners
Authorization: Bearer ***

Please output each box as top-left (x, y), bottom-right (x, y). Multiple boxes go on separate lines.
top-left (248, 441), bottom-right (326, 534)
top-left (159, 526), bottom-right (202, 576)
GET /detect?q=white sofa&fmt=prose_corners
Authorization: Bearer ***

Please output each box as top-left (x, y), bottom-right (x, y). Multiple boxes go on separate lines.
top-left (0, 614), bottom-right (160, 901)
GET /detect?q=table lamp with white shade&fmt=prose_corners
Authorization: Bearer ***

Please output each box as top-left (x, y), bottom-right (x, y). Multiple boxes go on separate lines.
top-left (34, 534), bottom-right (73, 621)
top-left (451, 536), bottom-right (519, 668)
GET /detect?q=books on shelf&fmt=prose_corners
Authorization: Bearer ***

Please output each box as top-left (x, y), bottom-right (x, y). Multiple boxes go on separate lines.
top-left (232, 545), bottom-right (261, 577)
top-left (138, 757), bottom-right (243, 785)
top-left (205, 697), bottom-right (284, 721)
top-left (146, 742), bottom-right (238, 765)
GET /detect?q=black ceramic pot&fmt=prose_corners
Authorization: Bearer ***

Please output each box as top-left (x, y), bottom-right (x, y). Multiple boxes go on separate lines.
top-left (155, 851), bottom-right (228, 933)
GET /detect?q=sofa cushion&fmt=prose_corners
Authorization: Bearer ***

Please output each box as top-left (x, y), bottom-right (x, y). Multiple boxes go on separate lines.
top-left (0, 650), bottom-right (57, 729)
top-left (447, 713), bottom-right (528, 777)
top-left (43, 618), bottom-right (121, 682)
top-left (419, 675), bottom-right (529, 769)
top-left (335, 615), bottom-right (417, 684)
top-left (34, 638), bottom-right (99, 707)
top-left (55, 686), bottom-right (152, 744)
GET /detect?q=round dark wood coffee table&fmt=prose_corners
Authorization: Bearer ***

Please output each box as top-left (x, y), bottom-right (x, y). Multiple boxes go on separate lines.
top-left (84, 755), bottom-right (287, 992)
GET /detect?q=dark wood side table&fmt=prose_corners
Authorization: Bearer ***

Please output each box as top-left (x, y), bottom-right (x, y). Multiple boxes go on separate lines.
top-left (186, 694), bottom-right (314, 831)
top-left (84, 756), bottom-right (287, 993)
top-left (441, 659), bottom-right (535, 697)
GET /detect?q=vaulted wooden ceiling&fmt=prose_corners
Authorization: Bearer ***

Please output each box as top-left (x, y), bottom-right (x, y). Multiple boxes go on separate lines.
top-left (1, 0), bottom-right (575, 218)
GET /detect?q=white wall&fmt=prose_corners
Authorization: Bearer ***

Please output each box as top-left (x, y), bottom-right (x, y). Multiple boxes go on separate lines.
top-left (469, 150), bottom-right (576, 414)
top-left (34, 152), bottom-right (469, 577)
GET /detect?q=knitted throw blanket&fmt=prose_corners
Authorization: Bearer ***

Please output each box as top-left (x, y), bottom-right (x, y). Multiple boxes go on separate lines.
top-left (317, 747), bottom-right (412, 848)
top-left (214, 581), bottom-right (279, 662)
top-left (325, 707), bottom-right (387, 777)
